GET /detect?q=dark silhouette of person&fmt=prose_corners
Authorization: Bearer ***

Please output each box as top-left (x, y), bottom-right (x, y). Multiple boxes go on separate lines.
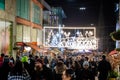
top-left (28, 54), bottom-right (35, 78)
top-left (97, 55), bottom-right (112, 80)
top-left (1, 55), bottom-right (10, 80)
top-left (33, 58), bottom-right (54, 80)
top-left (8, 60), bottom-right (31, 80)
top-left (80, 61), bottom-right (93, 80)
top-left (62, 69), bottom-right (75, 80)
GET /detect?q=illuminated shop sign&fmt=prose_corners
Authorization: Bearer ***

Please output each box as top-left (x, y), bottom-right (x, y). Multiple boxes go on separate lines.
top-left (44, 27), bottom-right (98, 50)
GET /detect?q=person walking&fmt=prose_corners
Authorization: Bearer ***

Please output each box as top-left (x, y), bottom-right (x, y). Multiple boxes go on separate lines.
top-left (32, 58), bottom-right (54, 80)
top-left (97, 55), bottom-right (112, 80)
top-left (62, 69), bottom-right (75, 80)
top-left (80, 61), bottom-right (93, 80)
top-left (8, 60), bottom-right (31, 80)
top-left (53, 61), bottom-right (67, 80)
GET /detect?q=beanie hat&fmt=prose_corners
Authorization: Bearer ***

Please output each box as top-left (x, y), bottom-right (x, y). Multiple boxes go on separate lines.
top-left (83, 61), bottom-right (89, 67)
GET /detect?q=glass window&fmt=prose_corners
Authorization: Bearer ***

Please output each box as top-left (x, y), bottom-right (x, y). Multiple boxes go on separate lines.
top-left (32, 3), bottom-right (40, 24)
top-left (0, 0), bottom-right (5, 10)
top-left (16, 0), bottom-right (30, 20)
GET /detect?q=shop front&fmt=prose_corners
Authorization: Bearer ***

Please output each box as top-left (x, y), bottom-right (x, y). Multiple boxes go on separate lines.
top-left (14, 42), bottom-right (41, 56)
top-left (15, 24), bottom-right (42, 56)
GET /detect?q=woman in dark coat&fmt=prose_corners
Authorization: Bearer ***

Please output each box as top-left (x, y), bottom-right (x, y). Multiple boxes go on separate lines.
top-left (80, 61), bottom-right (93, 80)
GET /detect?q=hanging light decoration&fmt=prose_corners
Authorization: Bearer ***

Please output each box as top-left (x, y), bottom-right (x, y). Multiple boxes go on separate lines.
top-left (44, 27), bottom-right (98, 50)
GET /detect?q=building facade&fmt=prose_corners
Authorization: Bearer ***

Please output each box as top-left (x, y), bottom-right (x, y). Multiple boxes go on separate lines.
top-left (0, 0), bottom-right (16, 55)
top-left (43, 7), bottom-right (66, 27)
top-left (0, 0), bottom-right (49, 57)
top-left (15, 0), bottom-right (43, 48)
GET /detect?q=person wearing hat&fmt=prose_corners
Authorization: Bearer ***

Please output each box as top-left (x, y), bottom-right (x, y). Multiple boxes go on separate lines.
top-left (80, 61), bottom-right (93, 80)
top-left (32, 58), bottom-right (54, 80)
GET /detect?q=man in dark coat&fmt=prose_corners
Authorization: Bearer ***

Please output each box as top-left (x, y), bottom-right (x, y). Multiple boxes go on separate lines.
top-left (97, 55), bottom-right (112, 80)
top-left (33, 58), bottom-right (54, 80)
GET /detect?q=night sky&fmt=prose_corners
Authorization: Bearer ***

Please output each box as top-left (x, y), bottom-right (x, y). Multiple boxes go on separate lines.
top-left (45, 0), bottom-right (118, 27)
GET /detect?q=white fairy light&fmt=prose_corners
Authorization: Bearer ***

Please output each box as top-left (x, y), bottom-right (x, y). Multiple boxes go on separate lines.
top-left (44, 27), bottom-right (98, 50)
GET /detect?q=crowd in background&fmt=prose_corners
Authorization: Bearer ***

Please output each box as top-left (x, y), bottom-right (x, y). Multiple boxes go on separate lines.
top-left (0, 52), bottom-right (113, 80)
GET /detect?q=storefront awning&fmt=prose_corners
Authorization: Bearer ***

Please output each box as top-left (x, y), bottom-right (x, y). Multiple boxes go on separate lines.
top-left (25, 43), bottom-right (41, 52)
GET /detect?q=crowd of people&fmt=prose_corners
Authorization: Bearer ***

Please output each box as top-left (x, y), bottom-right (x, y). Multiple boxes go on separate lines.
top-left (0, 53), bottom-right (113, 80)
